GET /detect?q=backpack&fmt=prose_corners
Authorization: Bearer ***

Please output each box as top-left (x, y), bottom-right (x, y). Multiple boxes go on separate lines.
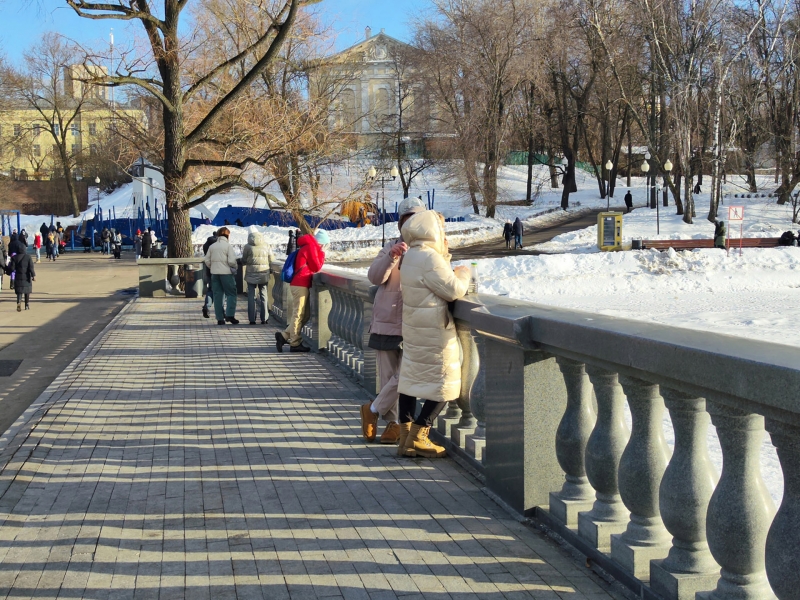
top-left (281, 249), bottom-right (299, 283)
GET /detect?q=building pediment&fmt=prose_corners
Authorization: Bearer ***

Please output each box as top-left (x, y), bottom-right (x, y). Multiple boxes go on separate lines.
top-left (328, 31), bottom-right (411, 66)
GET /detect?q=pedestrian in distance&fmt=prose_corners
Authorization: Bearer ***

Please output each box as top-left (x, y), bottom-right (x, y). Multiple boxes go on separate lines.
top-left (396, 210), bottom-right (470, 458)
top-left (141, 227), bottom-right (152, 259)
top-left (113, 230), bottom-right (123, 259)
top-left (241, 231), bottom-right (274, 325)
top-left (101, 228), bottom-right (111, 255)
top-left (714, 220), bottom-right (727, 250)
top-left (45, 232), bottom-right (55, 261)
top-left (19, 229), bottom-right (29, 248)
top-left (0, 233), bottom-right (7, 291)
top-left (502, 220), bottom-right (513, 249)
top-left (512, 217), bottom-right (523, 249)
top-left (694, 181), bottom-right (702, 195)
top-left (204, 227), bottom-right (240, 325)
top-left (39, 222), bottom-right (49, 242)
top-left (624, 190), bottom-right (633, 213)
top-left (11, 244), bottom-right (35, 312)
top-left (285, 230), bottom-right (296, 255)
top-left (275, 230), bottom-right (328, 353)
top-left (360, 197), bottom-right (427, 446)
top-left (148, 228), bottom-right (157, 249)
top-left (53, 229), bottom-right (62, 258)
top-left (134, 230), bottom-right (143, 261)
top-left (8, 233), bottom-right (25, 256)
top-left (201, 231), bottom-right (218, 319)
top-left (33, 233), bottom-right (42, 263)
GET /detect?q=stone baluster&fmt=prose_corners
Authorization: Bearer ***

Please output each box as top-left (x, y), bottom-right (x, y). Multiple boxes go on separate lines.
top-left (610, 377), bottom-right (671, 580)
top-left (328, 288), bottom-right (342, 359)
top-left (765, 420), bottom-right (799, 600)
top-left (578, 366), bottom-right (630, 551)
top-left (437, 401), bottom-right (462, 439)
top-left (453, 326), bottom-right (477, 448)
top-left (650, 390), bottom-right (719, 600)
top-left (550, 357), bottom-right (596, 528)
top-left (698, 403), bottom-right (776, 600)
top-left (462, 332), bottom-right (486, 462)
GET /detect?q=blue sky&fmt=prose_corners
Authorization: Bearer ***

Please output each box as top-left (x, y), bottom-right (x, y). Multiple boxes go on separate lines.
top-left (0, 0), bottom-right (427, 65)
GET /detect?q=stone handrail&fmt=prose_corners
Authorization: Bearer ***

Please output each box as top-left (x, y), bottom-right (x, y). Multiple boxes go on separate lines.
top-left (138, 257), bottom-right (206, 297)
top-left (267, 264), bottom-right (799, 600)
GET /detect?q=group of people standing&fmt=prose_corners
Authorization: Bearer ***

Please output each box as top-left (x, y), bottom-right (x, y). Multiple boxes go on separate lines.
top-left (200, 202), bottom-right (471, 460)
top-left (133, 228), bottom-right (157, 261)
top-left (360, 197), bottom-right (471, 457)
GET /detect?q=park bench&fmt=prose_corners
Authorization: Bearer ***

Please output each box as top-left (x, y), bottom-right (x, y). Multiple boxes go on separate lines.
top-left (639, 237), bottom-right (782, 251)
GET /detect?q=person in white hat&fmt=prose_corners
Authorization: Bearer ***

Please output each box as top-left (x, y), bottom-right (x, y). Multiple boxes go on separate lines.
top-left (360, 197), bottom-right (427, 445)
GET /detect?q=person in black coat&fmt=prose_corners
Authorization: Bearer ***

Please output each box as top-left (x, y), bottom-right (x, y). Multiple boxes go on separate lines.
top-left (8, 233), bottom-right (25, 255)
top-left (39, 223), bottom-right (49, 240)
top-left (286, 230), bottom-right (296, 255)
top-left (141, 229), bottom-right (152, 258)
top-left (624, 190), bottom-right (633, 213)
top-left (512, 217), bottom-right (523, 249)
top-left (502, 221), bottom-right (513, 249)
top-left (11, 246), bottom-right (35, 311)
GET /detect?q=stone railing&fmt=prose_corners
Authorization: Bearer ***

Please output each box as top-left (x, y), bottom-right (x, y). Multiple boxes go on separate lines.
top-left (138, 257), bottom-right (205, 297)
top-left (267, 265), bottom-right (799, 600)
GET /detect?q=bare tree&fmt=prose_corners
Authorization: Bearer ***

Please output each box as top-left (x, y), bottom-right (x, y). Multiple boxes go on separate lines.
top-left (67, 0), bottom-right (321, 256)
top-left (1, 33), bottom-right (99, 216)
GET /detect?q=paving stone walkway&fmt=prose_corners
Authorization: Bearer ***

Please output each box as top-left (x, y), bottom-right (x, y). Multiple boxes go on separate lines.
top-left (0, 299), bottom-right (626, 600)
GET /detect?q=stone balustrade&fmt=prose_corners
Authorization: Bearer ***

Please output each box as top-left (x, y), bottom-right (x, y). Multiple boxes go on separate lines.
top-left (267, 264), bottom-right (799, 600)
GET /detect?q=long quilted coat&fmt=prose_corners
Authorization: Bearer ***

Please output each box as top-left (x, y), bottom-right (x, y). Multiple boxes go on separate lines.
top-left (398, 211), bottom-right (470, 402)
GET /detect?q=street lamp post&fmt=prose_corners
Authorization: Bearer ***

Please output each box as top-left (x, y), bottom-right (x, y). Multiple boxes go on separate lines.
top-left (641, 157), bottom-right (651, 230)
top-left (367, 165), bottom-right (399, 246)
top-left (605, 159), bottom-right (614, 210)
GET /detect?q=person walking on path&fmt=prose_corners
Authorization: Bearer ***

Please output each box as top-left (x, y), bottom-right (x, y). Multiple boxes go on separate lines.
top-left (242, 231), bottom-right (274, 325)
top-left (19, 230), bottom-right (29, 248)
top-left (201, 231), bottom-right (218, 319)
top-left (714, 220), bottom-right (727, 250)
top-left (286, 230), bottom-right (296, 255)
top-left (502, 220), bottom-right (513, 249)
top-left (11, 244), bottom-right (35, 311)
top-left (33, 233), bottom-right (42, 263)
top-left (396, 211), bottom-right (470, 458)
top-left (39, 223), bottom-right (49, 242)
top-left (134, 230), bottom-right (143, 261)
top-left (8, 233), bottom-right (25, 256)
top-left (512, 217), bottom-right (523, 249)
top-left (275, 230), bottom-right (328, 353)
top-left (0, 234), bottom-right (7, 291)
top-left (45, 232), bottom-right (55, 261)
top-left (204, 227), bottom-right (240, 325)
top-left (141, 227), bottom-right (152, 259)
top-left (360, 198), bottom-right (427, 446)
top-left (624, 190), bottom-right (633, 213)
top-left (101, 228), bottom-right (111, 255)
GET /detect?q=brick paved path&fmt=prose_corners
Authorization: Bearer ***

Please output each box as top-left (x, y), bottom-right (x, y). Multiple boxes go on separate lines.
top-left (0, 299), bottom-right (625, 600)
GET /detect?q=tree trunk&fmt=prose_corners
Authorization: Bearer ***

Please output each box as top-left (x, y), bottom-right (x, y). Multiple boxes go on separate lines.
top-left (58, 149), bottom-right (81, 217)
top-left (526, 131), bottom-right (535, 204)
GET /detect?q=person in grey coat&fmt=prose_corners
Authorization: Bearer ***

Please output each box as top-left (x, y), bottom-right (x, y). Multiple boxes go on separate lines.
top-left (12, 245), bottom-right (35, 311)
top-left (0, 235), bottom-right (7, 291)
top-left (241, 231), bottom-right (275, 325)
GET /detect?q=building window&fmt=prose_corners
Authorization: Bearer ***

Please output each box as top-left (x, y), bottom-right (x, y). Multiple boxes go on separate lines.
top-left (71, 124), bottom-right (79, 136)
top-left (52, 123), bottom-right (60, 137)
top-left (89, 122), bottom-right (96, 135)
top-left (33, 124), bottom-right (40, 137)
top-left (33, 145), bottom-right (40, 157)
top-left (13, 124), bottom-right (21, 137)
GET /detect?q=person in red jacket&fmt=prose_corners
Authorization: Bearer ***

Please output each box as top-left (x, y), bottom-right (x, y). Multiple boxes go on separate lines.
top-left (33, 233), bottom-right (42, 263)
top-left (276, 229), bottom-right (329, 352)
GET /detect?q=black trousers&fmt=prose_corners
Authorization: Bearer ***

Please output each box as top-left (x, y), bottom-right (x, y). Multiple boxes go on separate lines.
top-left (16, 292), bottom-right (29, 305)
top-left (398, 393), bottom-right (447, 428)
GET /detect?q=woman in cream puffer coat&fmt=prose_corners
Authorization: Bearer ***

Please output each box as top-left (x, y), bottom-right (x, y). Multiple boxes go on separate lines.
top-left (397, 210), bottom-right (470, 458)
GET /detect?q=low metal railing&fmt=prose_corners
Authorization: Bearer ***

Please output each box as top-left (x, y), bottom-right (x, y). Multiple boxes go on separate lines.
top-left (267, 264), bottom-right (799, 600)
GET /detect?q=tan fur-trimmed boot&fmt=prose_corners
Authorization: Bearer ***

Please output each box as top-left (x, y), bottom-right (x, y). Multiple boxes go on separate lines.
top-left (406, 424), bottom-right (446, 458)
top-left (397, 422), bottom-right (413, 456)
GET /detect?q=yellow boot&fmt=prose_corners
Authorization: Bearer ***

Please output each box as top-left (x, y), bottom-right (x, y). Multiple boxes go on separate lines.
top-left (397, 422), bottom-right (413, 456)
top-left (406, 424), bottom-right (446, 458)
